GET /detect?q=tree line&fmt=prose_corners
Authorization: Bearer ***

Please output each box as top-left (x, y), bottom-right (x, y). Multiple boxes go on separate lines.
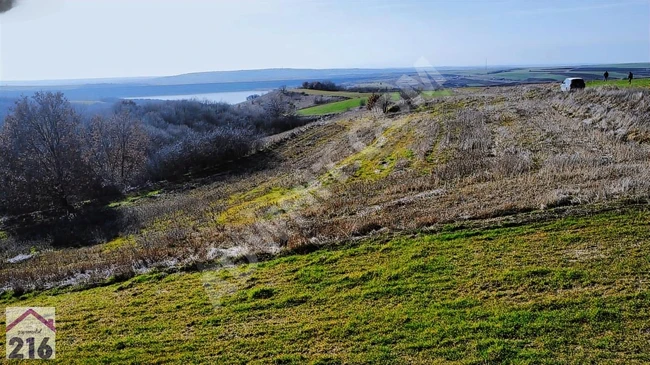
top-left (300, 81), bottom-right (342, 92)
top-left (0, 91), bottom-right (302, 215)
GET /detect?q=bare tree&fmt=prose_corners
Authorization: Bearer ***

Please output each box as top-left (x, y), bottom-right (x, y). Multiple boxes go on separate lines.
top-left (87, 111), bottom-right (149, 189)
top-left (0, 92), bottom-right (93, 213)
top-left (264, 93), bottom-right (296, 120)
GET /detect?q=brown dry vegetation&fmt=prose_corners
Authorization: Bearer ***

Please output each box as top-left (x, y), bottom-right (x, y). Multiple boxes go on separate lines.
top-left (3, 84), bottom-right (650, 292)
top-left (244, 89), bottom-right (347, 110)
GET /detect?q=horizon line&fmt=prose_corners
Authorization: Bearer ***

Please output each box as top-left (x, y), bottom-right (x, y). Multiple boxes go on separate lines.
top-left (2, 61), bottom-right (649, 85)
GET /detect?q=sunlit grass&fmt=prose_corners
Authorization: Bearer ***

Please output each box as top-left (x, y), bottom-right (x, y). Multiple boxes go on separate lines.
top-left (587, 78), bottom-right (650, 88)
top-left (107, 190), bottom-right (162, 208)
top-left (2, 208), bottom-right (650, 363)
top-left (298, 90), bottom-right (452, 116)
top-left (298, 97), bottom-right (366, 116)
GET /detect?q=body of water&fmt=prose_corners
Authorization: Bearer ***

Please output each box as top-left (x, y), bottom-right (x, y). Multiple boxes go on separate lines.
top-left (127, 90), bottom-right (270, 104)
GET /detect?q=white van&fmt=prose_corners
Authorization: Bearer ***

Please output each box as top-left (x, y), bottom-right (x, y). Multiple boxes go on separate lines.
top-left (560, 78), bottom-right (586, 92)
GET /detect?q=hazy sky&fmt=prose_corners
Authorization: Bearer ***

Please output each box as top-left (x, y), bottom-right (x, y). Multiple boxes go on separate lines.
top-left (0, 0), bottom-right (649, 81)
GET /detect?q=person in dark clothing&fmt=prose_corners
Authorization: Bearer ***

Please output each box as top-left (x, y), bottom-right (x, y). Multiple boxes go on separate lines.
top-left (628, 72), bottom-right (634, 84)
top-left (604, 71), bottom-right (609, 81)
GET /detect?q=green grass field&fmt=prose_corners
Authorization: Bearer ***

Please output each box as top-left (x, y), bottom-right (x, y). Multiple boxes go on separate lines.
top-left (588, 78), bottom-right (650, 88)
top-left (487, 70), bottom-right (563, 81)
top-left (2, 207), bottom-right (650, 364)
top-left (298, 97), bottom-right (367, 116)
top-left (421, 90), bottom-right (453, 98)
top-left (298, 90), bottom-right (453, 116)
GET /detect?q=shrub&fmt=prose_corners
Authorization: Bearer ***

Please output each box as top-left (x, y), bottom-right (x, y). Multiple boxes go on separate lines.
top-left (250, 287), bottom-right (276, 299)
top-left (377, 94), bottom-right (393, 114)
top-left (367, 93), bottom-right (380, 110)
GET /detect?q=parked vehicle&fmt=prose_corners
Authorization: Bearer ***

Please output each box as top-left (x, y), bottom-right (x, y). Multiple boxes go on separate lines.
top-left (560, 77), bottom-right (586, 92)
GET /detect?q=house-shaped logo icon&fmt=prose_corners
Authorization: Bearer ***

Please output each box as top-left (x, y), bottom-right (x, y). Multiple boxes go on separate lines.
top-left (6, 307), bottom-right (56, 359)
top-left (6, 309), bottom-right (56, 333)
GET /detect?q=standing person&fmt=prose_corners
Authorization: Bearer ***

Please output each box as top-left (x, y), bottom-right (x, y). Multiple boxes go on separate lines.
top-left (604, 71), bottom-right (609, 81)
top-left (628, 72), bottom-right (634, 84)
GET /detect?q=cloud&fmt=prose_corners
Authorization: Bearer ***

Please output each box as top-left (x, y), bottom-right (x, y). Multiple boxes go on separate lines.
top-left (0, 0), bottom-right (17, 14)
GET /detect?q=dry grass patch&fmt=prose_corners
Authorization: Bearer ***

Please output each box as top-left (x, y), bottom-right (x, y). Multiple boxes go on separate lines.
top-left (4, 85), bottom-right (650, 292)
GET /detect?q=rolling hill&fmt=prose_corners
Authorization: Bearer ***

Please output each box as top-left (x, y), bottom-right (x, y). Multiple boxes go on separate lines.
top-left (3, 82), bottom-right (650, 363)
top-left (1, 63), bottom-right (648, 102)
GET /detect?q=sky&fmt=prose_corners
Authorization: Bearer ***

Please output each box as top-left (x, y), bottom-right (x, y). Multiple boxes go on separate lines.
top-left (0, 0), bottom-right (649, 81)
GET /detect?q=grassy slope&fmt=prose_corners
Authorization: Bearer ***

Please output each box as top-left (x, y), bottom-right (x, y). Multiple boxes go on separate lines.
top-left (2, 208), bottom-right (650, 364)
top-left (298, 90), bottom-right (452, 116)
top-left (9, 84), bottom-right (650, 294)
top-left (296, 89), bottom-right (370, 116)
top-left (298, 97), bottom-right (366, 116)
top-left (588, 78), bottom-right (650, 88)
top-left (421, 90), bottom-right (453, 98)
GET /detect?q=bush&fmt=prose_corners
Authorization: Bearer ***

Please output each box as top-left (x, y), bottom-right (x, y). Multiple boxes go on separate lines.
top-left (314, 96), bottom-right (328, 105)
top-left (366, 93), bottom-right (380, 110)
top-left (250, 287), bottom-right (276, 299)
top-left (367, 93), bottom-right (393, 114)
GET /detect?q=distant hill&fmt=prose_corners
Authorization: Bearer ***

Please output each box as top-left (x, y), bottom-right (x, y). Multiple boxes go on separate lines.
top-left (146, 68), bottom-right (413, 86)
top-left (1, 64), bottom-right (649, 102)
top-left (0, 68), bottom-right (413, 88)
top-left (0, 68), bottom-right (413, 101)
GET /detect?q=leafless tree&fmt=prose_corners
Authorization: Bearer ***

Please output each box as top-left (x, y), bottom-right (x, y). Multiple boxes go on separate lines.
top-left (264, 93), bottom-right (296, 120)
top-left (0, 92), bottom-right (93, 213)
top-left (86, 111), bottom-right (149, 189)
